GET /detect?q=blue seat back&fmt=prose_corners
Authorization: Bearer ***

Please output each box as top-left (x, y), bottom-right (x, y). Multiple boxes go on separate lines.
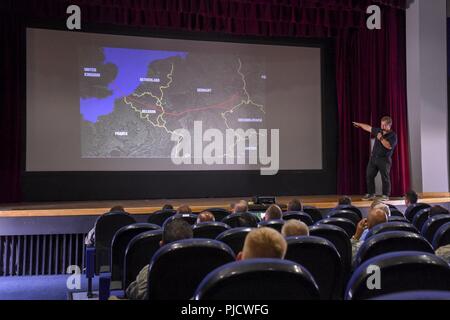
top-left (282, 211), bottom-right (314, 226)
top-left (258, 219), bottom-right (285, 232)
top-left (123, 230), bottom-right (162, 290)
top-left (421, 215), bottom-right (450, 243)
top-left (147, 209), bottom-right (176, 226)
top-left (412, 208), bottom-right (431, 232)
top-left (365, 222), bottom-right (418, 239)
top-left (194, 259), bottom-right (320, 300)
top-left (221, 212), bottom-right (259, 228)
top-left (147, 239), bottom-right (235, 300)
top-left (346, 251), bottom-right (450, 300)
top-left (216, 228), bottom-right (254, 255)
top-left (202, 208), bottom-right (230, 221)
top-left (432, 222), bottom-right (450, 249)
top-left (327, 210), bottom-right (361, 225)
top-left (354, 231), bottom-right (434, 267)
top-left (405, 203), bottom-right (431, 222)
top-left (164, 213), bottom-right (198, 226)
top-left (317, 218), bottom-right (356, 238)
top-left (193, 222), bottom-right (230, 239)
top-left (303, 206), bottom-right (323, 223)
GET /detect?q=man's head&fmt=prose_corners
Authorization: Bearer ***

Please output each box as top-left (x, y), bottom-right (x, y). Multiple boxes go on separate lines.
top-left (161, 218), bottom-right (193, 246)
top-left (197, 211), bottom-right (215, 224)
top-left (234, 200), bottom-right (248, 214)
top-left (338, 196), bottom-right (352, 206)
top-left (264, 204), bottom-right (283, 221)
top-left (381, 116), bottom-right (393, 131)
top-left (177, 205), bottom-right (192, 214)
top-left (237, 228), bottom-right (287, 260)
top-left (162, 204), bottom-right (174, 211)
top-left (110, 205), bottom-right (125, 213)
top-left (367, 207), bottom-right (388, 229)
top-left (281, 220), bottom-right (309, 237)
top-left (287, 199), bottom-right (303, 212)
top-left (236, 212), bottom-right (257, 227)
top-left (404, 190), bottom-right (418, 206)
top-left (373, 203), bottom-right (391, 217)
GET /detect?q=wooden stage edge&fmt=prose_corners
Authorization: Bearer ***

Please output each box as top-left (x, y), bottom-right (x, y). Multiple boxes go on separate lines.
top-left (1, 193), bottom-right (450, 218)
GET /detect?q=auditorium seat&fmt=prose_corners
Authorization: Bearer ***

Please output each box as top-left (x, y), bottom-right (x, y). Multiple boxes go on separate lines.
top-left (371, 291), bottom-right (450, 300)
top-left (327, 209), bottom-right (361, 225)
top-left (412, 208), bottom-right (431, 231)
top-left (282, 212), bottom-right (314, 226)
top-left (94, 212), bottom-right (136, 274)
top-left (164, 213), bottom-right (198, 226)
top-left (110, 223), bottom-right (160, 290)
top-left (432, 222), bottom-right (450, 249)
top-left (215, 228), bottom-right (254, 255)
top-left (194, 259), bottom-right (320, 300)
top-left (285, 236), bottom-right (342, 300)
top-left (389, 209), bottom-right (405, 218)
top-left (421, 214), bottom-right (450, 243)
top-left (353, 231), bottom-right (434, 268)
top-left (147, 239), bottom-right (235, 300)
top-left (123, 230), bottom-right (163, 290)
top-left (330, 205), bottom-right (363, 220)
top-left (345, 251), bottom-right (450, 300)
top-left (388, 216), bottom-right (409, 223)
top-left (258, 219), bottom-right (285, 232)
top-left (147, 209), bottom-right (176, 226)
top-left (193, 222), bottom-right (230, 239)
top-left (316, 218), bottom-right (356, 238)
top-left (365, 222), bottom-right (419, 239)
top-left (405, 203), bottom-right (431, 222)
top-left (221, 212), bottom-right (259, 228)
top-left (303, 206), bottom-right (323, 223)
top-left (202, 208), bottom-right (230, 221)
top-left (309, 224), bottom-right (352, 292)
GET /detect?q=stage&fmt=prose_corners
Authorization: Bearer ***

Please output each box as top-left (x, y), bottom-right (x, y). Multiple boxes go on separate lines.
top-left (2, 193), bottom-right (450, 217)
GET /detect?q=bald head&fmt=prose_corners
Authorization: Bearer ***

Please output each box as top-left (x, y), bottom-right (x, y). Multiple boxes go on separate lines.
top-left (373, 203), bottom-right (391, 217)
top-left (234, 200), bottom-right (248, 213)
top-left (367, 208), bottom-right (388, 229)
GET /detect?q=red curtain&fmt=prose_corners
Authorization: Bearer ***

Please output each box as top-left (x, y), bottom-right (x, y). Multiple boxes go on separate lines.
top-left (0, 0), bottom-right (410, 203)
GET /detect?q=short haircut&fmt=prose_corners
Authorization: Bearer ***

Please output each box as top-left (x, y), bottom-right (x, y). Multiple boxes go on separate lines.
top-left (162, 204), bottom-right (174, 211)
top-left (162, 219), bottom-right (193, 244)
top-left (237, 212), bottom-right (257, 227)
top-left (338, 196), bottom-right (352, 206)
top-left (177, 205), bottom-right (192, 214)
top-left (110, 205), bottom-right (125, 212)
top-left (282, 220), bottom-right (309, 237)
top-left (242, 228), bottom-right (287, 259)
top-left (430, 205), bottom-right (449, 216)
top-left (373, 203), bottom-right (391, 217)
top-left (234, 201), bottom-right (248, 213)
top-left (370, 199), bottom-right (383, 209)
top-left (405, 190), bottom-right (418, 205)
top-left (197, 211), bottom-right (215, 223)
top-left (382, 116), bottom-right (393, 126)
top-left (287, 199), bottom-right (303, 212)
top-left (265, 205), bottom-right (283, 220)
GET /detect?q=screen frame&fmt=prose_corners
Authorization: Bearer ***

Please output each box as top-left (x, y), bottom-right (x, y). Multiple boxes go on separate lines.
top-left (21, 22), bottom-right (338, 202)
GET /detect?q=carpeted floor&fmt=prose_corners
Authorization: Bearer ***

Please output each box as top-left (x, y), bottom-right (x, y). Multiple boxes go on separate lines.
top-left (0, 275), bottom-right (99, 300)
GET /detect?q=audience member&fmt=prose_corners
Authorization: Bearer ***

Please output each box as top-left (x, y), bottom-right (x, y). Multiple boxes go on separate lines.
top-left (337, 196), bottom-right (352, 206)
top-left (162, 204), bottom-right (174, 211)
top-left (404, 190), bottom-right (418, 207)
top-left (281, 220), bottom-right (309, 237)
top-left (264, 204), bottom-right (283, 221)
top-left (197, 211), bottom-right (215, 224)
top-left (237, 228), bottom-right (287, 260)
top-left (351, 207), bottom-right (388, 258)
top-left (177, 205), bottom-right (192, 214)
top-left (233, 200), bottom-right (249, 214)
top-left (126, 219), bottom-right (193, 300)
top-left (287, 199), bottom-right (303, 212)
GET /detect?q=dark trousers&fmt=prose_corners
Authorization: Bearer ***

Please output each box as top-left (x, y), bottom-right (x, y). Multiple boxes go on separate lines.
top-left (366, 157), bottom-right (392, 196)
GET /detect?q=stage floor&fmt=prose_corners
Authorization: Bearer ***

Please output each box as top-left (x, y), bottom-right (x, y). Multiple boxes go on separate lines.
top-left (1, 193), bottom-right (450, 217)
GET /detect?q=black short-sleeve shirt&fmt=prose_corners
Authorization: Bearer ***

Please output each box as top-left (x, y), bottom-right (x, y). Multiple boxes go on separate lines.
top-left (371, 127), bottom-right (398, 159)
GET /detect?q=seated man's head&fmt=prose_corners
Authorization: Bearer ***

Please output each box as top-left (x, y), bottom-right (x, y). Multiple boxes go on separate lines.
top-left (110, 205), bottom-right (125, 213)
top-left (404, 190), bottom-right (418, 206)
top-left (264, 204), bottom-right (282, 221)
top-left (177, 205), bottom-right (192, 215)
top-left (287, 199), bottom-right (303, 212)
top-left (234, 200), bottom-right (248, 214)
top-left (162, 204), bottom-right (174, 211)
top-left (373, 203), bottom-right (391, 217)
top-left (367, 207), bottom-right (388, 229)
top-left (161, 218), bottom-right (193, 246)
top-left (338, 196), bottom-right (352, 206)
top-left (281, 220), bottom-right (309, 237)
top-left (236, 212), bottom-right (257, 227)
top-left (197, 211), bottom-right (215, 224)
top-left (237, 228), bottom-right (287, 260)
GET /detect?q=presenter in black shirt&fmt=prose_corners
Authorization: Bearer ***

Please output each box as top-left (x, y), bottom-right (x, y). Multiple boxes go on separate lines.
top-left (353, 116), bottom-right (398, 201)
